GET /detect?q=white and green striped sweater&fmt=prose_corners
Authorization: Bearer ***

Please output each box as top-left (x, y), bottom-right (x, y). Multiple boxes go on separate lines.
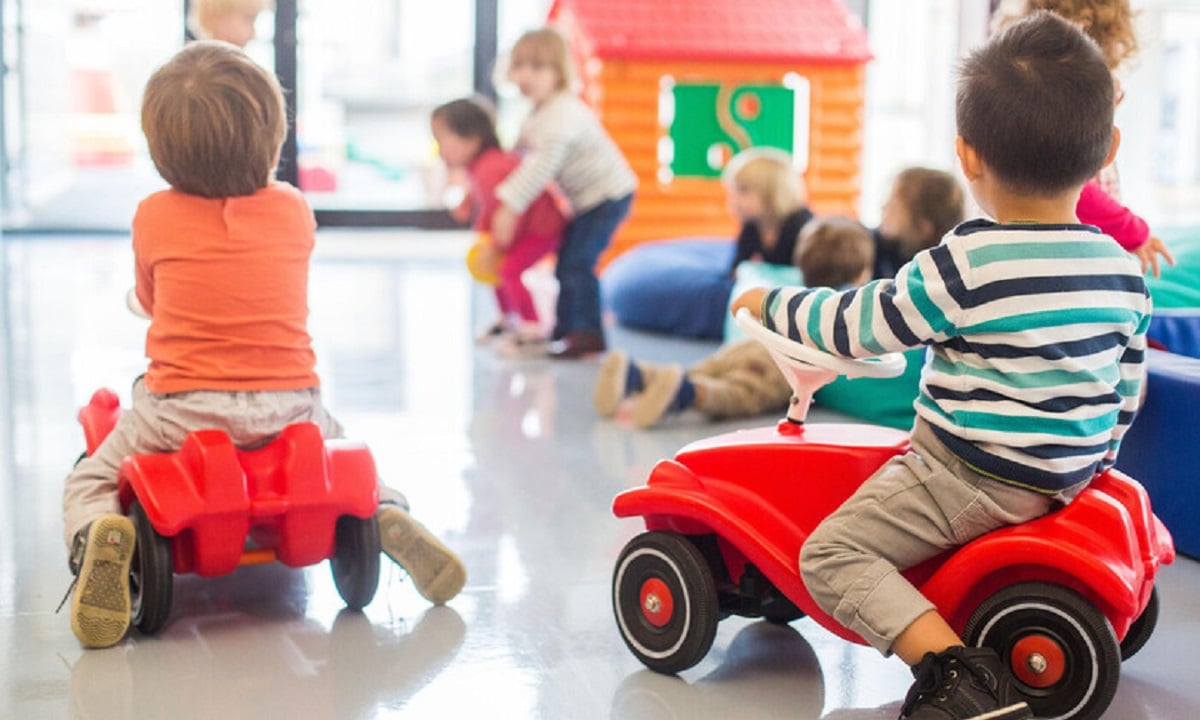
top-left (763, 219), bottom-right (1151, 494)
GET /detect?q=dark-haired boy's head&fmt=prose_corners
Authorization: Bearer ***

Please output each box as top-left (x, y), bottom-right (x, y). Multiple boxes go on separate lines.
top-left (795, 216), bottom-right (874, 289)
top-left (956, 11), bottom-right (1114, 196)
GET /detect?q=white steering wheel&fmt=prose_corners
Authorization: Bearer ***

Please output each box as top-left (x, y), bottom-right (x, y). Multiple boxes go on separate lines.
top-left (735, 308), bottom-right (905, 379)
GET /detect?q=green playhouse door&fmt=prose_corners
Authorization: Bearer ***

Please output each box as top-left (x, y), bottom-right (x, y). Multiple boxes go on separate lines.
top-left (666, 79), bottom-right (809, 178)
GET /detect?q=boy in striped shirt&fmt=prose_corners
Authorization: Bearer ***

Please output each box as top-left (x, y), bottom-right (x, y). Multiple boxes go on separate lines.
top-left (734, 12), bottom-right (1149, 720)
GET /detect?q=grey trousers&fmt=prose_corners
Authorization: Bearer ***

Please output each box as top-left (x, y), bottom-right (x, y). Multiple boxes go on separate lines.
top-left (798, 419), bottom-right (1056, 654)
top-left (62, 377), bottom-right (404, 549)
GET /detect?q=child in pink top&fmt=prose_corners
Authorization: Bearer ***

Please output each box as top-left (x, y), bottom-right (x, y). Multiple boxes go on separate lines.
top-left (431, 97), bottom-right (566, 345)
top-left (995, 0), bottom-right (1175, 276)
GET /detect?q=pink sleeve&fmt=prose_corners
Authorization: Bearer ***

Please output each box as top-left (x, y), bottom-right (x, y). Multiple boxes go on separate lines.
top-left (1076, 181), bottom-right (1148, 251)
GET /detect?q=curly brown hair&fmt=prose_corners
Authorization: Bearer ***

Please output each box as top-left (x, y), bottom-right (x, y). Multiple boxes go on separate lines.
top-left (995, 0), bottom-right (1138, 69)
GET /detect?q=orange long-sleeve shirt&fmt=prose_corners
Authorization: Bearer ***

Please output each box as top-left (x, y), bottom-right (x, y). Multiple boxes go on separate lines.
top-left (133, 182), bottom-right (319, 394)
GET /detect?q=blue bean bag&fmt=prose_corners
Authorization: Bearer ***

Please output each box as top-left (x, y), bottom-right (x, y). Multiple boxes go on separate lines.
top-left (601, 238), bottom-right (735, 340)
top-left (1115, 349), bottom-right (1200, 558)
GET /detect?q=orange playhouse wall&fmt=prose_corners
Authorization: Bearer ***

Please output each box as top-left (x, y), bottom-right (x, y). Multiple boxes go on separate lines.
top-left (587, 59), bottom-right (865, 265)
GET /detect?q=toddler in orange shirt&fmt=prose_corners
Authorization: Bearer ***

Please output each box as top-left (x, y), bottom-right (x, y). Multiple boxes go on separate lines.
top-left (62, 42), bottom-right (465, 649)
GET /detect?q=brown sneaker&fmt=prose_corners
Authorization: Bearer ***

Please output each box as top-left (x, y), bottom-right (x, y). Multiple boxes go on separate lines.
top-left (70, 515), bottom-right (136, 648)
top-left (377, 506), bottom-right (467, 605)
top-left (548, 331), bottom-right (606, 359)
top-left (593, 351), bottom-right (630, 417)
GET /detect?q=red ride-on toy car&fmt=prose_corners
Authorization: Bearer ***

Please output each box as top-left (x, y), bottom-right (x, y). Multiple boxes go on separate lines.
top-left (78, 388), bottom-right (382, 636)
top-left (611, 309), bottom-right (1174, 720)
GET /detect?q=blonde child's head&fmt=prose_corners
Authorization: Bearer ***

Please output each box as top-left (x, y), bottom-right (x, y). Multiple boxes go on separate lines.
top-left (188, 0), bottom-right (270, 48)
top-left (794, 216), bottom-right (874, 289)
top-left (507, 27), bottom-right (574, 95)
top-left (141, 41), bottom-right (286, 198)
top-left (721, 147), bottom-right (807, 228)
top-left (992, 0), bottom-right (1137, 70)
top-left (882, 167), bottom-right (965, 258)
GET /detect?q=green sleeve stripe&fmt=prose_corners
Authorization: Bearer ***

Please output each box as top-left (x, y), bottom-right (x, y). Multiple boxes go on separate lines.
top-left (928, 353), bottom-right (1120, 387)
top-left (906, 263), bottom-right (954, 335)
top-left (961, 307), bottom-right (1139, 334)
top-left (966, 241), bottom-right (1126, 266)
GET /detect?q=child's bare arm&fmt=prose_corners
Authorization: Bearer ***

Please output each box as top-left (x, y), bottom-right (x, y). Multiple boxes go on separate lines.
top-left (1133, 236), bottom-right (1175, 278)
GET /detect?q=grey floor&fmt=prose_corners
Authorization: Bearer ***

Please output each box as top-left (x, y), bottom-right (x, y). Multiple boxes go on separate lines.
top-left (2, 230), bottom-right (1198, 719)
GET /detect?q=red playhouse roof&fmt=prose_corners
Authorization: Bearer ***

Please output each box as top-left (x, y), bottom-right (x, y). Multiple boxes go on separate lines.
top-left (549, 0), bottom-right (871, 65)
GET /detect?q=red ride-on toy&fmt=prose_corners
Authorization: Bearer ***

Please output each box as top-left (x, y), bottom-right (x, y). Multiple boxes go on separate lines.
top-left (78, 388), bottom-right (382, 636)
top-left (611, 309), bottom-right (1175, 720)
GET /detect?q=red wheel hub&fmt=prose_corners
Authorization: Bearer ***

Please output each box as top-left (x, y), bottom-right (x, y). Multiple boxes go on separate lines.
top-left (1010, 635), bottom-right (1067, 688)
top-left (639, 578), bottom-right (675, 627)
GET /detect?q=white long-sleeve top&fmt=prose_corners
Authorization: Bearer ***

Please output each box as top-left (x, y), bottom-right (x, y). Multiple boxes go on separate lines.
top-left (496, 92), bottom-right (636, 216)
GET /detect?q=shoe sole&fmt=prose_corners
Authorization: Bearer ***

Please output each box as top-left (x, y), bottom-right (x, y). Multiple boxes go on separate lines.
top-left (593, 351), bottom-right (628, 417)
top-left (71, 515), bottom-right (135, 648)
top-left (378, 508), bottom-right (467, 605)
top-left (966, 704), bottom-right (1034, 720)
top-left (633, 365), bottom-right (683, 428)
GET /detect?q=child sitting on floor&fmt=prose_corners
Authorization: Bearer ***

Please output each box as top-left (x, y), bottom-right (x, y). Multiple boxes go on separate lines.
top-left (594, 216), bottom-right (873, 428)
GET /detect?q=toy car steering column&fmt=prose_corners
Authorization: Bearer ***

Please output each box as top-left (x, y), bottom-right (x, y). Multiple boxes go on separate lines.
top-left (734, 308), bottom-right (906, 425)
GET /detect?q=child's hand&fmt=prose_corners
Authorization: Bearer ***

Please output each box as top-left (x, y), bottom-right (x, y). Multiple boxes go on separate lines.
top-left (1134, 236), bottom-right (1175, 278)
top-left (731, 287), bottom-right (768, 321)
top-left (491, 205), bottom-right (517, 249)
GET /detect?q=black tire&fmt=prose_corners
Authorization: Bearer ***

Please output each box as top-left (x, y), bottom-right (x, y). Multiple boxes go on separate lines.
top-left (612, 531), bottom-right (720, 674)
top-left (963, 582), bottom-right (1121, 720)
top-left (128, 501), bottom-right (174, 635)
top-left (330, 514), bottom-right (381, 610)
top-left (1119, 587), bottom-right (1159, 661)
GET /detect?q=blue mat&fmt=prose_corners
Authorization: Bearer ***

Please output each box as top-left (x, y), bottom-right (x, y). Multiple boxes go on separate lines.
top-left (1116, 349), bottom-right (1200, 558)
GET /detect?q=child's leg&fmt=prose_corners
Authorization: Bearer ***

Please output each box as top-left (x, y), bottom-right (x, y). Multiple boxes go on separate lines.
top-left (688, 342), bottom-right (792, 419)
top-left (799, 419), bottom-right (1053, 655)
top-left (552, 195), bottom-right (632, 343)
top-left (377, 506), bottom-right (466, 605)
top-left (63, 379), bottom-right (177, 549)
top-left (799, 420), bottom-right (1051, 717)
top-left (496, 234), bottom-right (558, 326)
top-left (62, 378), bottom-right (175, 648)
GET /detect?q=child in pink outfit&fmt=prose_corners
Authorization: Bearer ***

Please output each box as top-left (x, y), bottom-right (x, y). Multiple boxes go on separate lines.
top-left (432, 97), bottom-right (566, 343)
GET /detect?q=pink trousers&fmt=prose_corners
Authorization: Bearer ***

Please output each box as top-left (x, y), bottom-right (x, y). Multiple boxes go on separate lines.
top-left (494, 233), bottom-right (559, 323)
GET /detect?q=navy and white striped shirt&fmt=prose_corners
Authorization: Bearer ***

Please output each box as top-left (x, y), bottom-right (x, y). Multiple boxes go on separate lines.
top-left (763, 219), bottom-right (1151, 494)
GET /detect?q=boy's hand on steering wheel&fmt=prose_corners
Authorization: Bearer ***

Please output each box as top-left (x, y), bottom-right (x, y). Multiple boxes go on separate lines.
top-left (731, 287), bottom-right (768, 321)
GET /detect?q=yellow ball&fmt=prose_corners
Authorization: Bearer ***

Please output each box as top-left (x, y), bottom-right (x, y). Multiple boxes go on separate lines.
top-left (466, 235), bottom-right (501, 286)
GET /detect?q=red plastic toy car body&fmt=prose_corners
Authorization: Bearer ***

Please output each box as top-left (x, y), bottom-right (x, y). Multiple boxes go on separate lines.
top-left (78, 388), bottom-right (381, 635)
top-left (610, 312), bottom-right (1175, 720)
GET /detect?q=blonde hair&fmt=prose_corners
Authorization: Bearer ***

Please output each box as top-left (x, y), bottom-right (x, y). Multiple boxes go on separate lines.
top-left (992, 0), bottom-right (1138, 69)
top-left (141, 41), bottom-right (286, 198)
top-left (795, 216), bottom-right (874, 289)
top-left (188, 0), bottom-right (271, 39)
top-left (507, 26), bottom-right (574, 92)
top-left (722, 147), bottom-right (806, 226)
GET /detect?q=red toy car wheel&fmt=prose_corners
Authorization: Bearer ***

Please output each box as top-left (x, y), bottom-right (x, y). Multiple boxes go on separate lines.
top-left (963, 582), bottom-right (1120, 720)
top-left (128, 501), bottom-right (174, 635)
top-left (330, 514), bottom-right (381, 610)
top-left (1119, 586), bottom-right (1159, 661)
top-left (612, 531), bottom-right (719, 674)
